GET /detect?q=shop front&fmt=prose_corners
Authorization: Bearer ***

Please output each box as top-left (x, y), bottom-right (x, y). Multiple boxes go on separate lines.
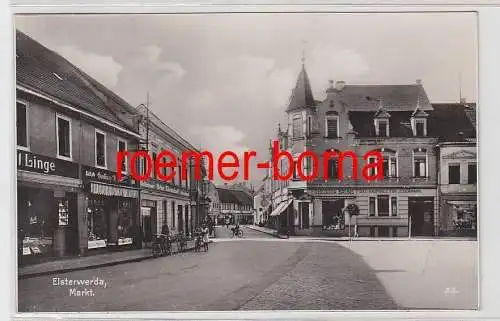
top-left (308, 186), bottom-right (438, 237)
top-left (17, 149), bottom-right (81, 265)
top-left (440, 195), bottom-right (477, 237)
top-left (82, 166), bottom-right (139, 252)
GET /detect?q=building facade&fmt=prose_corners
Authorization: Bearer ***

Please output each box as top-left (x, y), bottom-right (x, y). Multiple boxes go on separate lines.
top-left (16, 31), bottom-right (142, 264)
top-left (213, 187), bottom-right (254, 225)
top-left (136, 106), bottom-right (199, 241)
top-left (265, 64), bottom-right (477, 238)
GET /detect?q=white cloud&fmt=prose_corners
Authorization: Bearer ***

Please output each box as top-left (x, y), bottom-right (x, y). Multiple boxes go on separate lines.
top-left (189, 125), bottom-right (250, 156)
top-left (55, 45), bottom-right (123, 88)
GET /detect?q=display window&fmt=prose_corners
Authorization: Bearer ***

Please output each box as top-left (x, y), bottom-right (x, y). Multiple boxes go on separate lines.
top-left (87, 198), bottom-right (108, 249)
top-left (18, 187), bottom-right (55, 257)
top-left (117, 199), bottom-right (134, 245)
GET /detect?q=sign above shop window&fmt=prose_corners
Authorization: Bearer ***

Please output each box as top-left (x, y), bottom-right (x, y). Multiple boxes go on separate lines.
top-left (141, 179), bottom-right (190, 197)
top-left (82, 165), bottom-right (137, 187)
top-left (17, 149), bottom-right (79, 178)
top-left (311, 187), bottom-right (422, 196)
top-left (90, 182), bottom-right (139, 198)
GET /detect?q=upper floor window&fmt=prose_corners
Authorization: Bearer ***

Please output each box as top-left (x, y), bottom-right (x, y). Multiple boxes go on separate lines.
top-left (292, 116), bottom-right (302, 139)
top-left (117, 139), bottom-right (127, 173)
top-left (375, 119), bottom-right (389, 137)
top-left (306, 115), bottom-right (312, 137)
top-left (16, 101), bottom-right (28, 149)
top-left (412, 118), bottom-right (427, 136)
top-left (325, 116), bottom-right (339, 138)
top-left (381, 150), bottom-right (397, 178)
top-left (367, 156), bottom-right (377, 177)
top-left (448, 164), bottom-right (460, 184)
top-left (152, 152), bottom-right (157, 178)
top-left (56, 114), bottom-right (72, 160)
top-left (377, 195), bottom-right (390, 217)
top-left (468, 163), bottom-right (477, 184)
top-left (413, 149), bottom-right (427, 178)
top-left (95, 130), bottom-right (106, 168)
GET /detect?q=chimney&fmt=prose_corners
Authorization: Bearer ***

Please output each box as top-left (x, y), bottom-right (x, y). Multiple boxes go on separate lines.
top-left (416, 79), bottom-right (422, 85)
top-left (335, 81), bottom-right (346, 91)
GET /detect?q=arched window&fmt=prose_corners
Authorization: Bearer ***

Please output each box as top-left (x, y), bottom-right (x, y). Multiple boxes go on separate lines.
top-left (324, 149), bottom-right (340, 179)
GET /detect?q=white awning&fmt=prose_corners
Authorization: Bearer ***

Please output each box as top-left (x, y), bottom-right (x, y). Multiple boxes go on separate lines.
top-left (90, 182), bottom-right (139, 198)
top-left (270, 199), bottom-right (293, 217)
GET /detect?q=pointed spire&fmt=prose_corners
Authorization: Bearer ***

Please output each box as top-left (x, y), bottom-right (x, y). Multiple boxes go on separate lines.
top-left (286, 64), bottom-right (315, 112)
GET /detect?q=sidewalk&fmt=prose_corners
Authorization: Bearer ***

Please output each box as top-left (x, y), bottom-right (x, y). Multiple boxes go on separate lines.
top-left (19, 239), bottom-right (200, 279)
top-left (245, 225), bottom-right (477, 242)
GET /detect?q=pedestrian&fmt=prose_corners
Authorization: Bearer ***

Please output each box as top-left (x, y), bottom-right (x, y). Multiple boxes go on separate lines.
top-left (201, 224), bottom-right (209, 251)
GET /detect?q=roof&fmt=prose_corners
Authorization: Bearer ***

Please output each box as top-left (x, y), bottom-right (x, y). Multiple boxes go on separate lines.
top-left (349, 103), bottom-right (476, 141)
top-left (216, 187), bottom-right (253, 206)
top-left (136, 105), bottom-right (198, 151)
top-left (330, 84), bottom-right (432, 112)
top-left (16, 30), bottom-right (139, 133)
top-left (286, 64), bottom-right (315, 112)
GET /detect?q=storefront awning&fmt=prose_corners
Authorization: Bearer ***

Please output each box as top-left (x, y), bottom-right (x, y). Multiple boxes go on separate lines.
top-left (270, 199), bottom-right (293, 217)
top-left (90, 182), bottom-right (139, 198)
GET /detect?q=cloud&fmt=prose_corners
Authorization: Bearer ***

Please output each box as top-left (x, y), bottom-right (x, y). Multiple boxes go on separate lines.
top-left (55, 45), bottom-right (123, 88)
top-left (188, 125), bottom-right (250, 156)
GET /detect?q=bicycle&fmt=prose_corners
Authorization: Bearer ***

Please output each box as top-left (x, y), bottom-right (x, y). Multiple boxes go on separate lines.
top-left (231, 227), bottom-right (244, 238)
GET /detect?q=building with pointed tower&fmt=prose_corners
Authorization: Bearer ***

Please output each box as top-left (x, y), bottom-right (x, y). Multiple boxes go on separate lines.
top-left (266, 62), bottom-right (476, 238)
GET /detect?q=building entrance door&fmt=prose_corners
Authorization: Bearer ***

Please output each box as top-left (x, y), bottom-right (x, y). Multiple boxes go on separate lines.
top-left (141, 207), bottom-right (152, 242)
top-left (409, 197), bottom-right (434, 237)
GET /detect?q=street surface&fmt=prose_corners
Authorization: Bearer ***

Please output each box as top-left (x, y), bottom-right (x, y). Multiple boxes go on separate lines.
top-left (17, 226), bottom-right (476, 312)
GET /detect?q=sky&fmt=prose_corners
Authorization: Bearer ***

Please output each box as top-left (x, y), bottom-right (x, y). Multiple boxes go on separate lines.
top-left (15, 13), bottom-right (477, 186)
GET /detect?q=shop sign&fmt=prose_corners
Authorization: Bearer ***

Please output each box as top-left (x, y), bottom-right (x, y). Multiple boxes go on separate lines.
top-left (90, 182), bottom-right (139, 198)
top-left (117, 238), bottom-right (133, 246)
top-left (88, 240), bottom-right (107, 249)
top-left (22, 247), bottom-right (31, 255)
top-left (17, 150), bottom-right (79, 178)
top-left (82, 165), bottom-right (136, 187)
top-left (141, 179), bottom-right (190, 197)
top-left (311, 187), bottom-right (422, 196)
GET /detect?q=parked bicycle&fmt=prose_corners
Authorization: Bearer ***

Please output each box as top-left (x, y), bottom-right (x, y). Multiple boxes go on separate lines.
top-left (151, 234), bottom-right (172, 258)
top-left (231, 226), bottom-right (244, 238)
top-left (176, 233), bottom-right (187, 253)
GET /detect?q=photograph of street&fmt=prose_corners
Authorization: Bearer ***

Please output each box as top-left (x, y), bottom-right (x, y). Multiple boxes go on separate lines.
top-left (15, 12), bottom-right (478, 311)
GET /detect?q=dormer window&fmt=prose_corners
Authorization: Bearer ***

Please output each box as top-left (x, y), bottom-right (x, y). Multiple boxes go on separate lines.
top-left (375, 119), bottom-right (389, 137)
top-left (411, 108), bottom-right (428, 136)
top-left (373, 106), bottom-right (391, 137)
top-left (292, 115), bottom-right (302, 139)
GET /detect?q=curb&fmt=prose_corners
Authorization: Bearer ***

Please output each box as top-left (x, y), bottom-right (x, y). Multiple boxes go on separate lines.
top-left (245, 226), bottom-right (288, 239)
top-left (19, 242), bottom-right (213, 280)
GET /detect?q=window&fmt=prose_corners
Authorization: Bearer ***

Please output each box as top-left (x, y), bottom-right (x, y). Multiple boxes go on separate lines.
top-left (17, 101), bottom-right (28, 148)
top-left (56, 115), bottom-right (72, 159)
top-left (413, 150), bottom-right (427, 177)
top-left (325, 116), bottom-right (339, 138)
top-left (376, 120), bottom-right (389, 137)
top-left (300, 202), bottom-right (310, 228)
top-left (369, 197), bottom-right (376, 216)
top-left (306, 116), bottom-right (312, 137)
top-left (391, 197), bottom-right (397, 216)
top-left (171, 201), bottom-right (176, 228)
top-left (416, 122), bottom-right (425, 136)
top-left (448, 164), bottom-right (460, 184)
top-left (378, 226), bottom-right (389, 237)
top-left (118, 140), bottom-right (127, 173)
top-left (382, 151), bottom-right (397, 178)
top-left (327, 159), bottom-right (338, 179)
top-left (292, 116), bottom-right (302, 139)
top-left (377, 195), bottom-right (390, 217)
top-left (163, 200), bottom-right (167, 224)
top-left (152, 152), bottom-right (157, 178)
top-left (367, 156), bottom-right (377, 177)
top-left (95, 130), bottom-right (106, 168)
top-left (468, 163), bottom-right (477, 184)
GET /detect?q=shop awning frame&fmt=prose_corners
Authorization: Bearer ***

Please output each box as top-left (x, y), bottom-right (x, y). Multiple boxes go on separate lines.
top-left (270, 199), bottom-right (293, 217)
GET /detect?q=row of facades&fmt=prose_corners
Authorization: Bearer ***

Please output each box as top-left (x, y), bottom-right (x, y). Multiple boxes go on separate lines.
top-left (254, 64), bottom-right (477, 238)
top-left (16, 30), bottom-right (209, 265)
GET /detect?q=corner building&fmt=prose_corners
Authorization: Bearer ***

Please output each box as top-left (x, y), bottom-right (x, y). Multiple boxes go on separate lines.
top-left (272, 64), bottom-right (475, 237)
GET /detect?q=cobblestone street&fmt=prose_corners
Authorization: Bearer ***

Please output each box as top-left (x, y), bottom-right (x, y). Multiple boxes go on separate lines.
top-left (18, 227), bottom-right (396, 312)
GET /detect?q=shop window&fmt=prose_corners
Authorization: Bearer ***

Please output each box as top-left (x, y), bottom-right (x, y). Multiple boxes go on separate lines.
top-left (300, 202), bottom-right (310, 228)
top-left (379, 226), bottom-right (389, 237)
top-left (391, 197), bottom-right (398, 216)
top-left (325, 116), bottom-right (339, 138)
top-left (56, 114), bottom-right (72, 159)
top-left (292, 116), bottom-right (302, 139)
top-left (448, 164), bottom-right (460, 184)
top-left (163, 200), bottom-right (168, 224)
top-left (468, 163), bottom-right (477, 184)
top-left (413, 150), bottom-right (427, 177)
top-left (392, 227), bottom-right (398, 237)
top-left (118, 139), bottom-right (127, 173)
top-left (171, 201), bottom-right (175, 228)
top-left (377, 195), bottom-right (390, 217)
top-left (370, 227), bottom-right (376, 237)
top-left (87, 198), bottom-right (108, 248)
top-left (369, 197), bottom-right (376, 216)
top-left (95, 130), bottom-right (106, 168)
top-left (17, 101), bottom-right (29, 149)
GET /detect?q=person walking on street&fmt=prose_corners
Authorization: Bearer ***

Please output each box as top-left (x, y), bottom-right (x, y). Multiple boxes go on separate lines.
top-left (201, 224), bottom-right (209, 251)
